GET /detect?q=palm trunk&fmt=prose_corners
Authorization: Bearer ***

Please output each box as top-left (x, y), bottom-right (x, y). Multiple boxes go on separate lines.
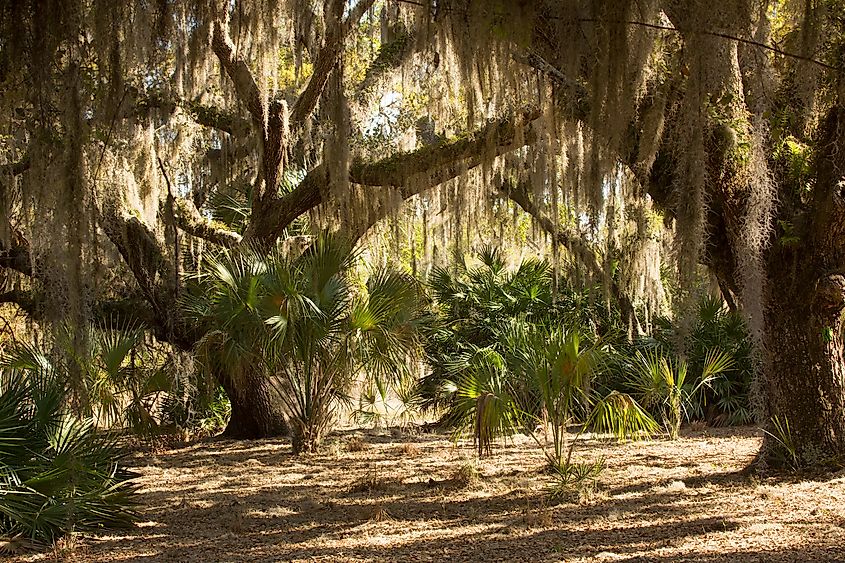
top-left (291, 422), bottom-right (323, 454)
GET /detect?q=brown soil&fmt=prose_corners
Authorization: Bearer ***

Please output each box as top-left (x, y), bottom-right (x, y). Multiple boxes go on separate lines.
top-left (15, 426), bottom-right (845, 562)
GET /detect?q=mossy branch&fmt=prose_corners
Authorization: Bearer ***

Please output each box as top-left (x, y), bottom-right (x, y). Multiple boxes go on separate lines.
top-left (211, 20), bottom-right (265, 126)
top-left (99, 205), bottom-right (171, 306)
top-left (351, 107), bottom-right (540, 187)
top-left (173, 197), bottom-right (242, 247)
top-left (290, 0), bottom-right (376, 127)
top-left (248, 108), bottom-right (540, 243)
top-left (355, 26), bottom-right (416, 99)
top-left (134, 91), bottom-right (251, 136)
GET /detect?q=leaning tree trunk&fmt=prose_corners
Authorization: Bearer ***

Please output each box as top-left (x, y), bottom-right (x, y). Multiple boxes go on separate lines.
top-left (761, 265), bottom-right (845, 467)
top-left (216, 370), bottom-right (288, 439)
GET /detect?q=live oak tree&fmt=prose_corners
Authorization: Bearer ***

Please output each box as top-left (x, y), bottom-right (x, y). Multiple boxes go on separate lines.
top-left (1, 0), bottom-right (844, 465)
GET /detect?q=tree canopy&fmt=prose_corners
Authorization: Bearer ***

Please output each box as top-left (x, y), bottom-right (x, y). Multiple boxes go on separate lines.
top-left (2, 0), bottom-right (845, 465)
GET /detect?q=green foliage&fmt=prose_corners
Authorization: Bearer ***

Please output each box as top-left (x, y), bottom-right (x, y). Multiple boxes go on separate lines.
top-left (626, 348), bottom-right (734, 439)
top-left (157, 373), bottom-right (229, 439)
top-left (590, 391), bottom-right (658, 442)
top-left (777, 219), bottom-right (802, 247)
top-left (509, 323), bottom-right (655, 468)
top-left (774, 135), bottom-right (813, 195)
top-left (193, 387), bottom-right (232, 437)
top-left (505, 323), bottom-right (612, 463)
top-left (353, 376), bottom-right (421, 429)
top-left (547, 458), bottom-right (605, 504)
top-left (419, 247), bottom-right (654, 459)
top-left (449, 346), bottom-right (522, 456)
top-left (644, 296), bottom-right (753, 426)
top-left (764, 416), bottom-right (799, 471)
top-left (0, 349), bottom-right (137, 543)
top-left (417, 246), bottom-right (621, 415)
top-left (36, 322), bottom-right (189, 437)
top-left (185, 234), bottom-right (427, 453)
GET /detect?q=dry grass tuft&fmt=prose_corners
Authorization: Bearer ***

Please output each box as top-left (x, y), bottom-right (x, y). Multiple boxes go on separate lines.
top-left (227, 511), bottom-right (246, 533)
top-left (686, 420), bottom-right (708, 433)
top-left (369, 502), bottom-right (393, 522)
top-left (348, 471), bottom-right (392, 495)
top-left (524, 507), bottom-right (554, 528)
top-left (453, 460), bottom-right (481, 488)
top-left (399, 442), bottom-right (421, 457)
top-left (346, 436), bottom-right (370, 452)
top-left (50, 533), bottom-right (84, 561)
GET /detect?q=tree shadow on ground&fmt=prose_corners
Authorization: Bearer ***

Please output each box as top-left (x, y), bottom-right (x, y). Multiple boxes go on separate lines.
top-left (67, 427), bottom-right (845, 562)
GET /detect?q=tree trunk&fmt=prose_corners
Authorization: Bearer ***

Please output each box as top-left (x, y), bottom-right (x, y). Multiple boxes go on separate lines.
top-left (217, 370), bottom-right (288, 439)
top-left (761, 270), bottom-right (845, 467)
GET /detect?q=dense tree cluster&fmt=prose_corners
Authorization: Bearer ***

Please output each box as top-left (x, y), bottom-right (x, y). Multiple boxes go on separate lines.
top-left (1, 0), bottom-right (844, 466)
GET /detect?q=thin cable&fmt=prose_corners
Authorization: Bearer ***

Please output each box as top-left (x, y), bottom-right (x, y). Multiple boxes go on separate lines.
top-left (391, 0), bottom-right (839, 72)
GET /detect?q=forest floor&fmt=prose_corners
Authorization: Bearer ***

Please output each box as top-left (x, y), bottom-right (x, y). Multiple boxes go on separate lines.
top-left (13, 425), bottom-right (845, 562)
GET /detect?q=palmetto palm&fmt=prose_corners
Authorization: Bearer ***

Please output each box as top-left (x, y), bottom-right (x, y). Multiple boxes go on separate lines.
top-left (423, 247), bottom-right (653, 459)
top-left (446, 346), bottom-right (522, 457)
top-left (270, 244), bottom-right (428, 453)
top-left (418, 247), bottom-right (555, 414)
top-left (647, 296), bottom-right (753, 425)
top-left (626, 348), bottom-right (734, 439)
top-left (0, 346), bottom-right (137, 542)
top-left (27, 323), bottom-right (174, 434)
top-left (503, 322), bottom-right (656, 466)
top-left (445, 319), bottom-right (656, 461)
top-left (185, 235), bottom-right (427, 453)
top-left (183, 243), bottom-right (288, 438)
top-left (503, 323), bottom-right (602, 464)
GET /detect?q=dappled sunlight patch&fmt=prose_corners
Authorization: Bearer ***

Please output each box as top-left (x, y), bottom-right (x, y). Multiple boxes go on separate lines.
top-left (11, 426), bottom-right (845, 562)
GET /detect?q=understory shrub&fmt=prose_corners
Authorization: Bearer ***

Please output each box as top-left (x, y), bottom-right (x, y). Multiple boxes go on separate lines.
top-left (416, 248), bottom-right (655, 458)
top-left (0, 349), bottom-right (137, 543)
top-left (184, 234), bottom-right (428, 453)
top-left (636, 296), bottom-right (753, 426)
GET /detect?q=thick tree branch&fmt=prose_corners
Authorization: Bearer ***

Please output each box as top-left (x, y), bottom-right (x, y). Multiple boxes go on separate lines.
top-left (355, 27), bottom-right (416, 99)
top-left (133, 90), bottom-right (251, 136)
top-left (0, 290), bottom-right (35, 315)
top-left (210, 18), bottom-right (288, 200)
top-left (174, 197), bottom-right (242, 247)
top-left (183, 100), bottom-right (251, 136)
top-left (249, 108), bottom-right (541, 243)
top-left (290, 0), bottom-right (377, 127)
top-left (352, 108), bottom-right (540, 187)
top-left (99, 206), bottom-right (199, 348)
top-left (99, 205), bottom-right (172, 307)
top-left (503, 182), bottom-right (604, 278)
top-left (0, 289), bottom-right (159, 333)
top-left (211, 20), bottom-right (265, 126)
top-left (515, 51), bottom-right (590, 113)
top-left (94, 297), bottom-right (159, 331)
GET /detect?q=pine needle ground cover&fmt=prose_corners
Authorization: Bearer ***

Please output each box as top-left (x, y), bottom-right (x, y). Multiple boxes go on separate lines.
top-left (9, 427), bottom-right (845, 562)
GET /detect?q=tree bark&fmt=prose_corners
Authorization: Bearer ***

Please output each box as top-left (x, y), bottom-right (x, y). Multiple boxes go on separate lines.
top-left (755, 106), bottom-right (845, 467)
top-left (217, 369), bottom-right (288, 439)
top-left (762, 269), bottom-right (845, 466)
